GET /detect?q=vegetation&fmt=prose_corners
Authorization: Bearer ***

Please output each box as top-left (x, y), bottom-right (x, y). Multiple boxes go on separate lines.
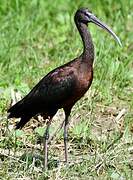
top-left (0, 0), bottom-right (133, 179)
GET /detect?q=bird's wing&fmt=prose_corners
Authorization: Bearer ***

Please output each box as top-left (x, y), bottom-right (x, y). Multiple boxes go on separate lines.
top-left (10, 67), bottom-right (77, 114)
top-left (30, 68), bottom-right (76, 104)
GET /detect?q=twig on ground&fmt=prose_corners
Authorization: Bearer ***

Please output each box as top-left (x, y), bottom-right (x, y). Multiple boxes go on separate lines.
top-left (114, 108), bottom-right (127, 124)
top-left (48, 120), bottom-right (64, 143)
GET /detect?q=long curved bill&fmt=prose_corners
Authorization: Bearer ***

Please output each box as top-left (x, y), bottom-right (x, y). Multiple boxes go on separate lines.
top-left (88, 13), bottom-right (122, 46)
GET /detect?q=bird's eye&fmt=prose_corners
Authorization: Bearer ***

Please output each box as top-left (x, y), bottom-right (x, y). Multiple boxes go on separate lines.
top-left (85, 11), bottom-right (92, 18)
top-left (84, 12), bottom-right (88, 16)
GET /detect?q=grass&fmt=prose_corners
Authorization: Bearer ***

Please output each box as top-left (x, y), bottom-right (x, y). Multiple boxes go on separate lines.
top-left (0, 0), bottom-right (133, 179)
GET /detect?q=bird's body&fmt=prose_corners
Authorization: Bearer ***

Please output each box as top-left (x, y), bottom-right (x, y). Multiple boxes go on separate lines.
top-left (8, 8), bottom-right (121, 168)
top-left (8, 56), bottom-right (93, 128)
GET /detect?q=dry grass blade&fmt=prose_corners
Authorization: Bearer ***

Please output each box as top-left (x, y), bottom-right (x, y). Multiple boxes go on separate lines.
top-left (115, 108), bottom-right (127, 124)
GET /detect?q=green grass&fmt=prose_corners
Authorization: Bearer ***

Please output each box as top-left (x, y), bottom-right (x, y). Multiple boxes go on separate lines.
top-left (0, 0), bottom-right (133, 179)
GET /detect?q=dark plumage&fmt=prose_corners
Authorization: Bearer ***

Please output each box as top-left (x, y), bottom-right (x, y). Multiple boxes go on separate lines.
top-left (8, 8), bottom-right (121, 168)
top-left (8, 59), bottom-right (93, 128)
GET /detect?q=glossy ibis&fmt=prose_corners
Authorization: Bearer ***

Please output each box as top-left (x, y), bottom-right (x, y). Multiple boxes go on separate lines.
top-left (8, 8), bottom-right (121, 168)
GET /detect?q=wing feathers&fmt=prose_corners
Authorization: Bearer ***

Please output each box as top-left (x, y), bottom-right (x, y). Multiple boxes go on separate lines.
top-left (8, 66), bottom-right (77, 121)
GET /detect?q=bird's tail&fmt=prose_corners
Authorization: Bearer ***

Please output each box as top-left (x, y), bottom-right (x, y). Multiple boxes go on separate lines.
top-left (15, 115), bottom-right (31, 129)
top-left (8, 99), bottom-right (33, 129)
top-left (8, 99), bottom-right (25, 119)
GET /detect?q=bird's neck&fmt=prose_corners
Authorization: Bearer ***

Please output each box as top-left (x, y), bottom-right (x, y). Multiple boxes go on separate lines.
top-left (76, 22), bottom-right (94, 65)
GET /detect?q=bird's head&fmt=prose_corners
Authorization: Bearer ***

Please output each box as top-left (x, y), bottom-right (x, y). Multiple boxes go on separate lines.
top-left (75, 8), bottom-right (122, 46)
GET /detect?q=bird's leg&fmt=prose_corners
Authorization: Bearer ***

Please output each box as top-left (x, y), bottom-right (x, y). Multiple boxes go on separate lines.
top-left (64, 117), bottom-right (69, 163)
top-left (64, 108), bottom-right (71, 163)
top-left (43, 117), bottom-right (52, 169)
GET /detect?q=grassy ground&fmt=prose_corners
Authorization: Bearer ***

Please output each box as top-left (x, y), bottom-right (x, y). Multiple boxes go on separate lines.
top-left (0, 0), bottom-right (133, 179)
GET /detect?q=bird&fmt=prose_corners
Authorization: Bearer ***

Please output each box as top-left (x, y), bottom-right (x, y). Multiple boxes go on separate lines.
top-left (7, 8), bottom-right (121, 169)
